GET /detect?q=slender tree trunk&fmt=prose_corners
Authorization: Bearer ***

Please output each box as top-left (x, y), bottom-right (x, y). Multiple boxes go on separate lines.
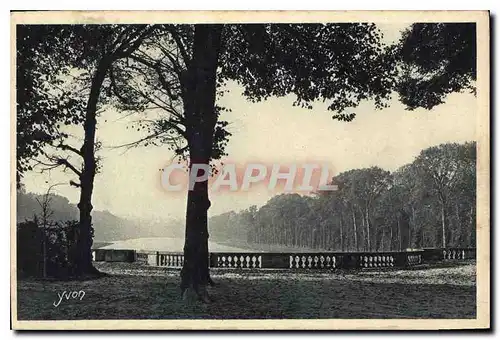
top-left (339, 211), bottom-right (344, 251)
top-left (390, 223), bottom-right (393, 251)
top-left (410, 205), bottom-right (416, 249)
top-left (359, 207), bottom-right (366, 251)
top-left (455, 202), bottom-right (461, 246)
top-left (180, 25), bottom-right (222, 301)
top-left (468, 204), bottom-right (475, 247)
top-left (397, 216), bottom-right (402, 251)
top-left (365, 206), bottom-right (371, 251)
top-left (76, 59), bottom-right (110, 276)
top-left (440, 201), bottom-right (446, 249)
top-left (351, 208), bottom-right (358, 251)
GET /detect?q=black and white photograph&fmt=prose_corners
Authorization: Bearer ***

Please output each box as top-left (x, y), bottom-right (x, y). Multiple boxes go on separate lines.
top-left (10, 11), bottom-right (490, 330)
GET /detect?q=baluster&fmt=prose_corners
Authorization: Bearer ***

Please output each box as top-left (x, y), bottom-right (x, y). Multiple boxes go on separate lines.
top-left (312, 256), bottom-right (317, 268)
top-left (306, 256), bottom-right (312, 268)
top-left (320, 255), bottom-right (325, 268)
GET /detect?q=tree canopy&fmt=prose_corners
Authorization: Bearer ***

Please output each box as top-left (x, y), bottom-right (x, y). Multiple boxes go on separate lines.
top-left (395, 23), bottom-right (476, 110)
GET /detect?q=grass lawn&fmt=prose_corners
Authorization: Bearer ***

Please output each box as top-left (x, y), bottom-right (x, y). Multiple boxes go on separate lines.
top-left (16, 261), bottom-right (476, 320)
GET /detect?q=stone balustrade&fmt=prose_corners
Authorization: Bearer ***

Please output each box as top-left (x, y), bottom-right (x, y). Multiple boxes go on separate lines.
top-left (92, 247), bottom-right (475, 270)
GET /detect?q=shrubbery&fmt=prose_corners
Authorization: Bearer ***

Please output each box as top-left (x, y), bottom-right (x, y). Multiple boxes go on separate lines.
top-left (17, 218), bottom-right (81, 278)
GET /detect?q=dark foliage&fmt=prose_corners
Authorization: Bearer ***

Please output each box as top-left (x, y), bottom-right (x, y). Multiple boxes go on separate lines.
top-left (395, 23), bottom-right (476, 110)
top-left (17, 219), bottom-right (80, 278)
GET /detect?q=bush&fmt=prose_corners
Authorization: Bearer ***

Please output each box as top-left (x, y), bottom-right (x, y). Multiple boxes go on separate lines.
top-left (17, 219), bottom-right (81, 278)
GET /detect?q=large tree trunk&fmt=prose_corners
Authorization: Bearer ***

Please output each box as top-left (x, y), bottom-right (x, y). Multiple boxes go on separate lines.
top-left (180, 25), bottom-right (222, 302)
top-left (76, 59), bottom-right (110, 277)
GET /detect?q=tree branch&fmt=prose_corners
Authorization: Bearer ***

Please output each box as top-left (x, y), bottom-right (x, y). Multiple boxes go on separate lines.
top-left (56, 142), bottom-right (83, 157)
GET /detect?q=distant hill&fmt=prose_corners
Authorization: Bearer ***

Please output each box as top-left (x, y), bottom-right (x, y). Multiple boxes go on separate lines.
top-left (16, 191), bottom-right (183, 242)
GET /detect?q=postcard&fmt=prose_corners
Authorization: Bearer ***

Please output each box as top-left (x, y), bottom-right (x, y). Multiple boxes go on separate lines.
top-left (10, 10), bottom-right (490, 330)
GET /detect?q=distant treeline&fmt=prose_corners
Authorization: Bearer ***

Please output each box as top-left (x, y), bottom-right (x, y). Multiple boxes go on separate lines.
top-left (209, 142), bottom-right (476, 251)
top-left (17, 190), bottom-right (184, 242)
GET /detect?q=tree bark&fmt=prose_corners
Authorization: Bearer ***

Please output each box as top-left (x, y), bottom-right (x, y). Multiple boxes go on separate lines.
top-left (180, 25), bottom-right (222, 301)
top-left (76, 59), bottom-right (110, 277)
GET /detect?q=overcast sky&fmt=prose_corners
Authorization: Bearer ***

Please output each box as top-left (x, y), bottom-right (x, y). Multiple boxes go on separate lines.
top-left (21, 23), bottom-right (477, 221)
